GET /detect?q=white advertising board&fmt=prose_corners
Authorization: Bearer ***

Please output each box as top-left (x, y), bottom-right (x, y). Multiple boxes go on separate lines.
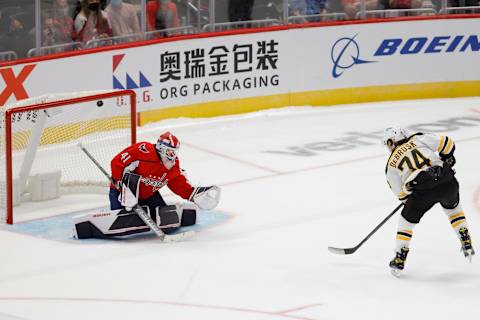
top-left (294, 18), bottom-right (480, 91)
top-left (1, 17), bottom-right (479, 116)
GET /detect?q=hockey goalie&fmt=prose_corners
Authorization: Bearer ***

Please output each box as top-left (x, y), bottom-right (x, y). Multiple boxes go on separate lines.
top-left (73, 131), bottom-right (221, 239)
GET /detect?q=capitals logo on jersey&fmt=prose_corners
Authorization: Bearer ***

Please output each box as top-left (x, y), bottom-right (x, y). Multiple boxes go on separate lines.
top-left (138, 143), bottom-right (149, 154)
top-left (141, 173), bottom-right (168, 192)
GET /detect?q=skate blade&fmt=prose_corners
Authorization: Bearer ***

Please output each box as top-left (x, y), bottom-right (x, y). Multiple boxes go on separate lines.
top-left (462, 248), bottom-right (475, 262)
top-left (466, 252), bottom-right (474, 263)
top-left (390, 268), bottom-right (402, 278)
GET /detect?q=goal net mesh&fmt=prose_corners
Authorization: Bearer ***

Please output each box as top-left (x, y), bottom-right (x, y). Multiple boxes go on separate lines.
top-left (0, 90), bottom-right (136, 224)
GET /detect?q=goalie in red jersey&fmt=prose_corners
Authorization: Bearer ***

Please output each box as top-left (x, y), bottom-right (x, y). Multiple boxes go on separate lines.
top-left (73, 131), bottom-right (221, 239)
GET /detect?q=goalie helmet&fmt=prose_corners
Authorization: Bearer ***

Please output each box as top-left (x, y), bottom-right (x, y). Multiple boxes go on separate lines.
top-left (382, 127), bottom-right (408, 151)
top-left (155, 131), bottom-right (180, 169)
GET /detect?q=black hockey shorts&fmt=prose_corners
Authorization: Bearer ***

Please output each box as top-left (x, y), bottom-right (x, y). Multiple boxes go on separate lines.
top-left (401, 174), bottom-right (460, 224)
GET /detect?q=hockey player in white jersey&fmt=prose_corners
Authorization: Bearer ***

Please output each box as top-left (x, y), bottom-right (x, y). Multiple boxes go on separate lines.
top-left (383, 127), bottom-right (475, 276)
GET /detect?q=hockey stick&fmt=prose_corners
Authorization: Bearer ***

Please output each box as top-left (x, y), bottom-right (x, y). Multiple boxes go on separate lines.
top-left (78, 143), bottom-right (195, 242)
top-left (328, 203), bottom-right (404, 255)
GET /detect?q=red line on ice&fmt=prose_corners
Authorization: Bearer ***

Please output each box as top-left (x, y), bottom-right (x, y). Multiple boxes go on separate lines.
top-left (0, 297), bottom-right (320, 320)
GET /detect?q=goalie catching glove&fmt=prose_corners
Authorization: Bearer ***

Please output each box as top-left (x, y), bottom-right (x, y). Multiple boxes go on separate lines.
top-left (189, 185), bottom-right (221, 210)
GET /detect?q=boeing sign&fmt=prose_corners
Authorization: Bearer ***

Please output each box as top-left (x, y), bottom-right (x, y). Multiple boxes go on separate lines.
top-left (375, 35), bottom-right (480, 56)
top-left (331, 34), bottom-right (480, 78)
top-left (330, 34), bottom-right (375, 78)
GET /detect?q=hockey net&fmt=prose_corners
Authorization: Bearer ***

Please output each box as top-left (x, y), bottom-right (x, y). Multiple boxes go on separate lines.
top-left (0, 90), bottom-right (136, 224)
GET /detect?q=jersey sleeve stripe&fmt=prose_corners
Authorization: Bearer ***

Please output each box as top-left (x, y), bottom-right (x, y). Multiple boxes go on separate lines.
top-left (442, 138), bottom-right (455, 155)
top-left (437, 135), bottom-right (446, 153)
top-left (439, 136), bottom-right (450, 154)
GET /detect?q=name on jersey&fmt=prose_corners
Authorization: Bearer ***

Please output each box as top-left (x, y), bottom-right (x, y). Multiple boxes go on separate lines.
top-left (389, 141), bottom-right (417, 168)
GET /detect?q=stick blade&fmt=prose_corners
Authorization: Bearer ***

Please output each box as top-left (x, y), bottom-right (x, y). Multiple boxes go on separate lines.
top-left (328, 246), bottom-right (356, 255)
top-left (328, 246), bottom-right (347, 255)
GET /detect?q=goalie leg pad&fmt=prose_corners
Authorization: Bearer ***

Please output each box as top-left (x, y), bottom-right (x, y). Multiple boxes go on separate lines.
top-left (156, 205), bottom-right (181, 234)
top-left (74, 221), bottom-right (107, 239)
top-left (110, 208), bottom-right (149, 230)
top-left (73, 208), bottom-right (151, 239)
top-left (181, 209), bottom-right (196, 226)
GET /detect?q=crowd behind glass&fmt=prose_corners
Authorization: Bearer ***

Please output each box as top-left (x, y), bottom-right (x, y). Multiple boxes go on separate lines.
top-left (0, 0), bottom-right (479, 61)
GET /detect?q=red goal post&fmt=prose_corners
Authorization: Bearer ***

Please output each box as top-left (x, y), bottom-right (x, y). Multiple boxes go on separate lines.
top-left (0, 90), bottom-right (137, 224)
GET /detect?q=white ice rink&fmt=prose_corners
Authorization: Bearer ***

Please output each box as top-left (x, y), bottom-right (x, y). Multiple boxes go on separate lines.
top-left (1, 97), bottom-right (480, 320)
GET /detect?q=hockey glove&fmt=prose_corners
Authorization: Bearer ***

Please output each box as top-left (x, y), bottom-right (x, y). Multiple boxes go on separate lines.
top-left (189, 185), bottom-right (221, 210)
top-left (442, 155), bottom-right (456, 167)
top-left (405, 180), bottom-right (416, 192)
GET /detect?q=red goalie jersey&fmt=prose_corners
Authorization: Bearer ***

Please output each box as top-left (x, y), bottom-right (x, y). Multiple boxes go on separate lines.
top-left (110, 141), bottom-right (194, 201)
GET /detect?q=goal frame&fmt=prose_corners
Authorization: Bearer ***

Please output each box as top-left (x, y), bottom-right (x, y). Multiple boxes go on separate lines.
top-left (3, 90), bottom-right (137, 224)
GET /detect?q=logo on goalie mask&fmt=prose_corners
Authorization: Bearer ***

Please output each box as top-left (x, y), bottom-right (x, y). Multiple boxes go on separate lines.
top-left (155, 132), bottom-right (180, 169)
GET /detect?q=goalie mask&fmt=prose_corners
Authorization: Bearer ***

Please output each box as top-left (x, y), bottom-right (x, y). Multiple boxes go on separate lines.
top-left (156, 131), bottom-right (180, 169)
top-left (382, 127), bottom-right (408, 151)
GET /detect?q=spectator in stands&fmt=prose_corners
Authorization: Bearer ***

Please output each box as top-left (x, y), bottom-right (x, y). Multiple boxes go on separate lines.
top-left (252, 0), bottom-right (285, 20)
top-left (40, 0), bottom-right (76, 46)
top-left (306, 0), bottom-right (327, 15)
top-left (388, 0), bottom-right (423, 9)
top-left (42, 11), bottom-right (75, 46)
top-left (418, 0), bottom-right (437, 15)
top-left (105, 0), bottom-right (141, 37)
top-left (3, 12), bottom-right (35, 58)
top-left (289, 0), bottom-right (308, 23)
top-left (228, 0), bottom-right (255, 22)
top-left (54, 0), bottom-right (76, 18)
top-left (146, 0), bottom-right (180, 32)
top-left (0, 8), bottom-right (7, 50)
top-left (449, 0), bottom-right (479, 6)
top-left (74, 0), bottom-right (112, 42)
top-left (342, 0), bottom-right (379, 19)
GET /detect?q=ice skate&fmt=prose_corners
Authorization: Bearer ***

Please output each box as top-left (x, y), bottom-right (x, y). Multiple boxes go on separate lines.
top-left (459, 227), bottom-right (475, 262)
top-left (389, 247), bottom-right (409, 277)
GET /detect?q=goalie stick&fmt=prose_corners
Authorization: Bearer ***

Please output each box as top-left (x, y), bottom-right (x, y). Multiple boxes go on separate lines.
top-left (78, 143), bottom-right (195, 242)
top-left (328, 203), bottom-right (404, 255)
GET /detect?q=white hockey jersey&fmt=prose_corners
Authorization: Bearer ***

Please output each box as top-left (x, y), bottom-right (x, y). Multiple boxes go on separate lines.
top-left (385, 133), bottom-right (455, 201)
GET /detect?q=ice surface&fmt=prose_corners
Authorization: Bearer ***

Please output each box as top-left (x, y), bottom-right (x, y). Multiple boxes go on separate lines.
top-left (1, 98), bottom-right (480, 320)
